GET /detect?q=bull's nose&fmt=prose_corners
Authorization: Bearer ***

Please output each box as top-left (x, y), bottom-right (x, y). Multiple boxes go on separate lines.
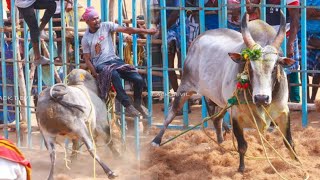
top-left (254, 95), bottom-right (269, 105)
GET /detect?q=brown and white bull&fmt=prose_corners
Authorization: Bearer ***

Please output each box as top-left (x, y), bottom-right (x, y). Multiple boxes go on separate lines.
top-left (152, 12), bottom-right (297, 172)
top-left (36, 69), bottom-right (118, 179)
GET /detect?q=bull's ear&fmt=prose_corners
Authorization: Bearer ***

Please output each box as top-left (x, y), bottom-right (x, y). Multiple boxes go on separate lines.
top-left (278, 57), bottom-right (296, 67)
top-left (228, 53), bottom-right (245, 64)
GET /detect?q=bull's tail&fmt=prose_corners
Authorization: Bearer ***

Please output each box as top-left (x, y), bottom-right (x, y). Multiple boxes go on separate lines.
top-left (49, 83), bottom-right (85, 113)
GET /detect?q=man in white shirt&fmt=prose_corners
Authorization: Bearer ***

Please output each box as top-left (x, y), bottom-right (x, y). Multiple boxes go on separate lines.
top-left (81, 7), bottom-right (157, 118)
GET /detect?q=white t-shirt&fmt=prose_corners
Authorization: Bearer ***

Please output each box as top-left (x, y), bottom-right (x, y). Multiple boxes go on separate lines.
top-left (15, 0), bottom-right (36, 8)
top-left (81, 22), bottom-right (120, 68)
top-left (0, 158), bottom-right (27, 180)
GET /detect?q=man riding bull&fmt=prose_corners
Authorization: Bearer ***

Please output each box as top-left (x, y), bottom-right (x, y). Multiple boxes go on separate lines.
top-left (81, 7), bottom-right (157, 118)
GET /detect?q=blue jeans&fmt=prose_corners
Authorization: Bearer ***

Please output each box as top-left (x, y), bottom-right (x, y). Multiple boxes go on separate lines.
top-left (96, 60), bottom-right (144, 107)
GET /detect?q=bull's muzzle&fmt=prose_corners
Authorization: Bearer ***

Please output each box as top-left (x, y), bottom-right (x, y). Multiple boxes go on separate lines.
top-left (254, 95), bottom-right (269, 105)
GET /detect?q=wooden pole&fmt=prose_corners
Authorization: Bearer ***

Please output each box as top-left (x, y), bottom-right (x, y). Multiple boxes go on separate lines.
top-left (15, 12), bottom-right (27, 125)
top-left (109, 0), bottom-right (115, 21)
top-left (287, 102), bottom-right (318, 111)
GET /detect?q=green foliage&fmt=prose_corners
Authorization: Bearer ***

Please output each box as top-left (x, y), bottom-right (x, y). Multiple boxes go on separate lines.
top-left (241, 48), bottom-right (262, 61)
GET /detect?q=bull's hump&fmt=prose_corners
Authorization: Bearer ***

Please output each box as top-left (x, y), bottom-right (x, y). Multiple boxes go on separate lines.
top-left (200, 29), bottom-right (242, 41)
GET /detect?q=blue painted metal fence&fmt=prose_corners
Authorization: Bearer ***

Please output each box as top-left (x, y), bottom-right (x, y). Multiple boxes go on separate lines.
top-left (0, 0), bottom-right (316, 155)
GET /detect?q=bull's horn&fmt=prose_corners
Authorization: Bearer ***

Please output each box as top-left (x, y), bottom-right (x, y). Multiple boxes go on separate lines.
top-left (241, 13), bottom-right (256, 49)
top-left (271, 10), bottom-right (286, 49)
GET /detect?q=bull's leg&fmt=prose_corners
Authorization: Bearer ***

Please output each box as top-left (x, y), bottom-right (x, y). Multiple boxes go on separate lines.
top-left (151, 91), bottom-right (194, 146)
top-left (205, 99), bottom-right (230, 144)
top-left (70, 139), bottom-right (80, 161)
top-left (79, 129), bottom-right (117, 179)
top-left (213, 118), bottom-right (224, 144)
top-left (104, 127), bottom-right (121, 158)
top-left (206, 99), bottom-right (224, 143)
top-left (107, 140), bottom-right (120, 158)
top-left (41, 132), bottom-right (56, 180)
top-left (232, 119), bottom-right (247, 173)
top-left (276, 112), bottom-right (297, 160)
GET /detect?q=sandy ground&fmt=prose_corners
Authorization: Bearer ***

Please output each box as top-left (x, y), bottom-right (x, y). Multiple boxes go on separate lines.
top-left (2, 104), bottom-right (319, 180)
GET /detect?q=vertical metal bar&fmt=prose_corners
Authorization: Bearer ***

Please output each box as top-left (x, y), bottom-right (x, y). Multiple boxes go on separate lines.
top-left (199, 1), bottom-right (205, 33)
top-left (104, 0), bottom-right (110, 21)
top-left (74, 0), bottom-right (80, 69)
top-left (221, 0), bottom-right (228, 28)
top-left (132, 0), bottom-right (140, 161)
top-left (132, 0), bottom-right (137, 65)
top-left (218, 0), bottom-right (222, 28)
top-left (199, 0), bottom-right (208, 127)
top-left (0, 0), bottom-right (8, 138)
top-left (49, 19), bottom-right (54, 85)
top-left (134, 116), bottom-right (140, 161)
top-left (160, 0), bottom-right (169, 117)
top-left (146, 0), bottom-right (153, 126)
top-left (118, 0), bottom-right (126, 147)
top-left (260, 0), bottom-right (266, 21)
top-left (36, 10), bottom-right (44, 150)
top-left (11, 0), bottom-right (21, 146)
top-left (280, 0), bottom-right (287, 54)
top-left (118, 0), bottom-right (124, 59)
top-left (179, 0), bottom-right (189, 128)
top-left (61, 0), bottom-right (67, 79)
top-left (301, 0), bottom-right (308, 127)
top-left (241, 0), bottom-right (246, 18)
top-left (101, 0), bottom-right (106, 21)
top-left (48, 16), bottom-right (54, 150)
top-left (23, 21), bottom-right (32, 148)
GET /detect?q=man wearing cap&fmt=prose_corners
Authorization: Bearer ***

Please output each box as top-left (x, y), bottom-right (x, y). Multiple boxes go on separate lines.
top-left (81, 7), bottom-right (157, 118)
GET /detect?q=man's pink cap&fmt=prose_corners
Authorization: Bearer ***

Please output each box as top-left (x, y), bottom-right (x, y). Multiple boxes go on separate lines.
top-left (82, 6), bottom-right (99, 21)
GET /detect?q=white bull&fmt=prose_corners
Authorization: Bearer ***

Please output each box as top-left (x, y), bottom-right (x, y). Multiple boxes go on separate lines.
top-left (152, 13), bottom-right (298, 172)
top-left (36, 69), bottom-right (118, 179)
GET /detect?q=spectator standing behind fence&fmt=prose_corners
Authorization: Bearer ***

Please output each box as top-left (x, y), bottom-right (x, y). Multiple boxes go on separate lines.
top-left (228, 0), bottom-right (260, 31)
top-left (15, 0), bottom-right (57, 66)
top-left (153, 0), bottom-right (192, 115)
top-left (305, 0), bottom-right (320, 103)
top-left (162, 0), bottom-right (189, 93)
top-left (81, 7), bottom-right (156, 118)
top-left (253, 0), bottom-right (301, 103)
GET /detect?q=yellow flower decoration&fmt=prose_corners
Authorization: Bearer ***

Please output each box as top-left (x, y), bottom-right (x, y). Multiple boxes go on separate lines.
top-left (243, 54), bottom-right (249, 61)
top-left (79, 73), bottom-right (85, 81)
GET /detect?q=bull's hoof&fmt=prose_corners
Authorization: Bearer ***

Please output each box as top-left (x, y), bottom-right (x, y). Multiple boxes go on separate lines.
top-left (111, 149), bottom-right (121, 159)
top-left (238, 166), bottom-right (245, 173)
top-left (217, 135), bottom-right (224, 144)
top-left (151, 137), bottom-right (161, 147)
top-left (151, 142), bottom-right (160, 147)
top-left (108, 171), bottom-right (118, 179)
top-left (223, 124), bottom-right (231, 133)
top-left (70, 152), bottom-right (78, 162)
